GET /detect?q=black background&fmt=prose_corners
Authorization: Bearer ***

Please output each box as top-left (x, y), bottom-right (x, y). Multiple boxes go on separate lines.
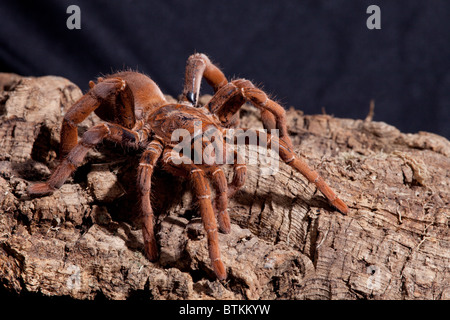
top-left (0, 0), bottom-right (449, 139)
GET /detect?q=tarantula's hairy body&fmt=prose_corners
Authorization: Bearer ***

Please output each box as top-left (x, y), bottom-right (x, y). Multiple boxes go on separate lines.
top-left (28, 53), bottom-right (348, 281)
top-left (149, 103), bottom-right (221, 144)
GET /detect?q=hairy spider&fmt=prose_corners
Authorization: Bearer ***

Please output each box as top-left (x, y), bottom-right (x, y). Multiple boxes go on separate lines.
top-left (27, 53), bottom-right (348, 280)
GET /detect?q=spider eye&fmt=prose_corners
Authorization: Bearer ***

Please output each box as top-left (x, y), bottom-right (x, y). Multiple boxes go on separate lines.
top-left (186, 91), bottom-right (197, 105)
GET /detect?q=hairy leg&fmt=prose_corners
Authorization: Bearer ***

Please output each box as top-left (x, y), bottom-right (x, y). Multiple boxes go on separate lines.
top-left (207, 79), bottom-right (293, 147)
top-left (162, 150), bottom-right (227, 280)
top-left (182, 53), bottom-right (228, 106)
top-left (27, 123), bottom-right (141, 195)
top-left (226, 149), bottom-right (247, 198)
top-left (138, 140), bottom-right (164, 261)
top-left (234, 129), bottom-right (348, 214)
top-left (206, 166), bottom-right (231, 234)
top-left (60, 77), bottom-right (135, 158)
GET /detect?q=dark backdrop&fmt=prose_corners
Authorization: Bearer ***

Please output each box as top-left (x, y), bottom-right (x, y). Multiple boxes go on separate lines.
top-left (1, 0), bottom-right (449, 139)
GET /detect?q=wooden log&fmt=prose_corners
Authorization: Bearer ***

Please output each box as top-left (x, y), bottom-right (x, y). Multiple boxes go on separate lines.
top-left (0, 73), bottom-right (448, 300)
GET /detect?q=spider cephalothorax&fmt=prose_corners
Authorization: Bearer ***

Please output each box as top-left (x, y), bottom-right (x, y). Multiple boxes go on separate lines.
top-left (27, 53), bottom-right (348, 280)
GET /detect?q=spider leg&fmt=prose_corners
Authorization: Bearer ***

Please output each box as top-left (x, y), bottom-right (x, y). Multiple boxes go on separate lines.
top-left (60, 77), bottom-right (135, 158)
top-left (181, 53), bottom-right (228, 106)
top-left (27, 123), bottom-right (141, 195)
top-left (162, 149), bottom-right (227, 280)
top-left (235, 129), bottom-right (349, 214)
top-left (226, 148), bottom-right (247, 198)
top-left (205, 145), bottom-right (247, 233)
top-left (208, 79), bottom-right (293, 147)
top-left (138, 140), bottom-right (164, 261)
top-left (206, 166), bottom-right (231, 234)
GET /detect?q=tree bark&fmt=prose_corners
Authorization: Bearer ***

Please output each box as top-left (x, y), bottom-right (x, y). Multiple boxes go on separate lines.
top-left (0, 73), bottom-right (448, 300)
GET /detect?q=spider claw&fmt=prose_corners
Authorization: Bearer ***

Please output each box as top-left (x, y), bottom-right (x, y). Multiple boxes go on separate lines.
top-left (212, 259), bottom-right (227, 281)
top-left (144, 242), bottom-right (159, 262)
top-left (143, 228), bottom-right (159, 262)
top-left (331, 198), bottom-right (349, 215)
top-left (219, 223), bottom-right (231, 234)
top-left (218, 214), bottom-right (231, 234)
top-left (186, 91), bottom-right (197, 105)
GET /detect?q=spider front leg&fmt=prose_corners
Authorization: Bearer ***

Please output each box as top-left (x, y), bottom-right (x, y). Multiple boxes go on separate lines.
top-left (226, 148), bottom-right (247, 198)
top-left (27, 123), bottom-right (141, 195)
top-left (206, 147), bottom-right (247, 233)
top-left (162, 150), bottom-right (227, 280)
top-left (60, 77), bottom-right (135, 158)
top-left (236, 129), bottom-right (348, 214)
top-left (207, 166), bottom-right (231, 234)
top-left (182, 53), bottom-right (228, 106)
top-left (207, 79), bottom-right (293, 148)
top-left (281, 145), bottom-right (349, 214)
top-left (138, 140), bottom-right (163, 261)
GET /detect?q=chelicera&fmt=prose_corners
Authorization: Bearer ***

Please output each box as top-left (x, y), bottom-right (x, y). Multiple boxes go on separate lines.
top-left (27, 53), bottom-right (348, 280)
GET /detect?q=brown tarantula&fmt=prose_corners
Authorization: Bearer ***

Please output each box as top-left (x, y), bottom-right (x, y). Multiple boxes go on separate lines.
top-left (27, 53), bottom-right (348, 280)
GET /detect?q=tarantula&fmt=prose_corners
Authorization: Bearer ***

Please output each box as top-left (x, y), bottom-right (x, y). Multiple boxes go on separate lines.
top-left (27, 53), bottom-right (348, 280)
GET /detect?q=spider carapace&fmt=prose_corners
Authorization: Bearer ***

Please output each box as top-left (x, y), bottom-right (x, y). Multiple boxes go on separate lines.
top-left (28, 53), bottom-right (348, 280)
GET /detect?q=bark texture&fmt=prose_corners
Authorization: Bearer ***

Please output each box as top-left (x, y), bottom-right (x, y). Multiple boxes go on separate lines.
top-left (0, 73), bottom-right (448, 300)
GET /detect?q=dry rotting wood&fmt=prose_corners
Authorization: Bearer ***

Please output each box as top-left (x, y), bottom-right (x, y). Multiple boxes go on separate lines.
top-left (0, 73), bottom-right (448, 300)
